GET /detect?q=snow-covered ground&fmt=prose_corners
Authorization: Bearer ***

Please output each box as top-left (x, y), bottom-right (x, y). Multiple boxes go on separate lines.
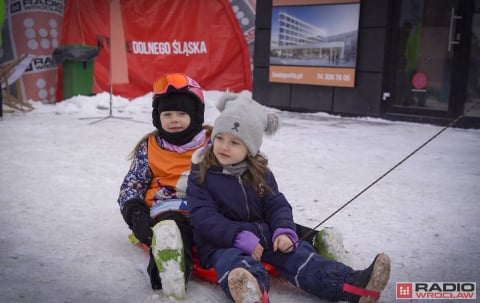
top-left (1, 90), bottom-right (479, 303)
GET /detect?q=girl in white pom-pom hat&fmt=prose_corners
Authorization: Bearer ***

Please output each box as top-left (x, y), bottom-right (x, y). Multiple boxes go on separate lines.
top-left (187, 93), bottom-right (391, 303)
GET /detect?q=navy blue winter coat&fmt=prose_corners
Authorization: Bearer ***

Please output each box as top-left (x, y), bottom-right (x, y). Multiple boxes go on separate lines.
top-left (186, 160), bottom-right (296, 268)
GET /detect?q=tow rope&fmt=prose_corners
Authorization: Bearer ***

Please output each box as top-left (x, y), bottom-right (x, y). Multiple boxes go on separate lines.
top-left (301, 100), bottom-right (479, 240)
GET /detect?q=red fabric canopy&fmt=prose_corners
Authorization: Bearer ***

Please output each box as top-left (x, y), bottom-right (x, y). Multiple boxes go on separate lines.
top-left (60, 0), bottom-right (252, 100)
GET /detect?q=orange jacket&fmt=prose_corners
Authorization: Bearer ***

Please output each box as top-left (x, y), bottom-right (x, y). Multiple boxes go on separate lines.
top-left (145, 133), bottom-right (209, 209)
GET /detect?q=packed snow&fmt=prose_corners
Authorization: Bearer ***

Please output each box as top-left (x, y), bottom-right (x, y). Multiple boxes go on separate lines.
top-left (1, 90), bottom-right (479, 303)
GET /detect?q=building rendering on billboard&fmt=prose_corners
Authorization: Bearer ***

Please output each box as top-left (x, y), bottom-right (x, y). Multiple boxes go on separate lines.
top-left (269, 0), bottom-right (360, 87)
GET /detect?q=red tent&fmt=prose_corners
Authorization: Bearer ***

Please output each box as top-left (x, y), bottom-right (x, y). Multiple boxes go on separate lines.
top-left (60, 0), bottom-right (252, 100)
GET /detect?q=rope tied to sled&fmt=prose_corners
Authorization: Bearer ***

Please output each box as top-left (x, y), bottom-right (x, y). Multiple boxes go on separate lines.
top-left (300, 100), bottom-right (479, 242)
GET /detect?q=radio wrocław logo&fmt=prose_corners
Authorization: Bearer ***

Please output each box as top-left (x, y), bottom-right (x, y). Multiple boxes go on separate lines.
top-left (396, 282), bottom-right (476, 300)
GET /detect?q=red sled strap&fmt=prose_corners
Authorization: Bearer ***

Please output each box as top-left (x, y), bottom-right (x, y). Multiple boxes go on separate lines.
top-left (343, 283), bottom-right (380, 299)
top-left (260, 286), bottom-right (269, 303)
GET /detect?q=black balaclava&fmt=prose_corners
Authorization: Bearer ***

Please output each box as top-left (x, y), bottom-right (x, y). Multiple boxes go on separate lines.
top-left (152, 87), bottom-right (204, 146)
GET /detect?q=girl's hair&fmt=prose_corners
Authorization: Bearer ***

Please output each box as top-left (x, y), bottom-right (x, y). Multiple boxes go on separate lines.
top-left (197, 144), bottom-right (272, 196)
top-left (129, 130), bottom-right (158, 160)
top-left (129, 125), bottom-right (213, 160)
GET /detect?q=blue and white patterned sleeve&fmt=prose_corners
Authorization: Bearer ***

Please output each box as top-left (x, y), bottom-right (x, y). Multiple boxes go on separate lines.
top-left (117, 139), bottom-right (152, 210)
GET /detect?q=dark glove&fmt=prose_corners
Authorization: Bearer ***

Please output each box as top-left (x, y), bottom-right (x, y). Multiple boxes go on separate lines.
top-left (131, 210), bottom-right (153, 245)
top-left (121, 198), bottom-right (153, 245)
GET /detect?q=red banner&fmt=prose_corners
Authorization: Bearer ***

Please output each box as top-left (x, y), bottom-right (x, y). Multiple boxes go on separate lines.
top-left (60, 0), bottom-right (252, 100)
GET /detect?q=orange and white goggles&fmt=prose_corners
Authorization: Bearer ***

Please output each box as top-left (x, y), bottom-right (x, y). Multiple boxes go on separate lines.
top-left (152, 73), bottom-right (204, 103)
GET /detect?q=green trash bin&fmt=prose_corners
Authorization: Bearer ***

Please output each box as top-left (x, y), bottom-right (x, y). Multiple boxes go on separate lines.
top-left (53, 44), bottom-right (99, 99)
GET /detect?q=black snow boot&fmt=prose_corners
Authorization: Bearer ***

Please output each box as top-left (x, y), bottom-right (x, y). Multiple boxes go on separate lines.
top-left (342, 253), bottom-right (391, 303)
top-left (147, 249), bottom-right (162, 290)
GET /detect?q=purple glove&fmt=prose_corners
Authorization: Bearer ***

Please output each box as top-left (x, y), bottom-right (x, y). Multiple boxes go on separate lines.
top-left (234, 230), bottom-right (260, 255)
top-left (272, 228), bottom-right (299, 249)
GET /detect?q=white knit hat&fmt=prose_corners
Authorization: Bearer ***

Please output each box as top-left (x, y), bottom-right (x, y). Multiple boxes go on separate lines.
top-left (212, 92), bottom-right (280, 155)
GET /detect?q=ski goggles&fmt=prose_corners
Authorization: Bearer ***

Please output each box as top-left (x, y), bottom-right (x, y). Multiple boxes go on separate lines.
top-left (152, 73), bottom-right (204, 103)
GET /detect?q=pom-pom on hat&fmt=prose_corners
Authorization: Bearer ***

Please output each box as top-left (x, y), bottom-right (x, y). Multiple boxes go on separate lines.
top-left (212, 92), bottom-right (280, 156)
